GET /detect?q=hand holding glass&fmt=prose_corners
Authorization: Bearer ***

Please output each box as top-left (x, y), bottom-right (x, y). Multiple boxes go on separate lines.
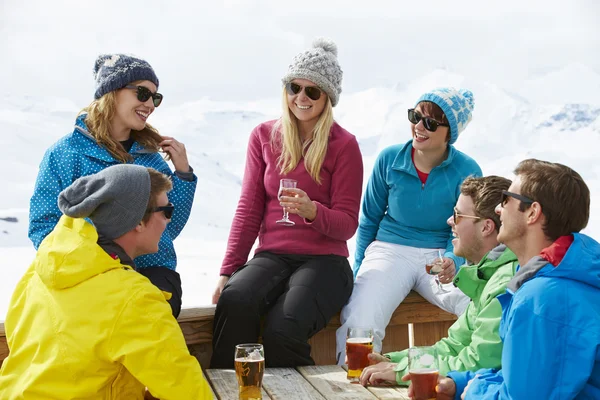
top-left (426, 250), bottom-right (450, 294)
top-left (346, 327), bottom-right (374, 382)
top-left (408, 346), bottom-right (439, 400)
top-left (234, 343), bottom-right (265, 400)
top-left (276, 179), bottom-right (297, 226)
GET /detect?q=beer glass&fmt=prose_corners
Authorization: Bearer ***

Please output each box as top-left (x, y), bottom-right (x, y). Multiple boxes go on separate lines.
top-left (346, 327), bottom-right (374, 382)
top-left (408, 346), bottom-right (439, 400)
top-left (276, 178), bottom-right (297, 226)
top-left (234, 343), bottom-right (265, 400)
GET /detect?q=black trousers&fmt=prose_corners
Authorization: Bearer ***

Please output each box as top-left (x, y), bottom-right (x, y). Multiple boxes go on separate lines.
top-left (210, 252), bottom-right (353, 368)
top-left (137, 267), bottom-right (183, 318)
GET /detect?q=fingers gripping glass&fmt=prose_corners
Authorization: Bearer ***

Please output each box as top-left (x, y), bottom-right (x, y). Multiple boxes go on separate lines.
top-left (149, 203), bottom-right (174, 219)
top-left (500, 190), bottom-right (535, 207)
top-left (276, 179), bottom-right (297, 226)
top-left (125, 85), bottom-right (164, 107)
top-left (408, 109), bottom-right (449, 132)
top-left (285, 82), bottom-right (322, 101)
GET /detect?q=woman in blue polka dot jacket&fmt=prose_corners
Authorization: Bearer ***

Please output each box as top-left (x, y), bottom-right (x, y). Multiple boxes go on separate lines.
top-left (28, 54), bottom-right (196, 317)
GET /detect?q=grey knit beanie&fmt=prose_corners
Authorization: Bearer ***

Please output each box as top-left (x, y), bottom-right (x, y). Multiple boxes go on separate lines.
top-left (93, 54), bottom-right (159, 99)
top-left (58, 164), bottom-right (151, 240)
top-left (282, 38), bottom-right (343, 107)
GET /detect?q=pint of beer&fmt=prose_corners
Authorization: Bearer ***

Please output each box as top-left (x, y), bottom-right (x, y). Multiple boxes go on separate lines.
top-left (408, 346), bottom-right (439, 400)
top-left (346, 327), bottom-right (374, 382)
top-left (234, 343), bottom-right (265, 400)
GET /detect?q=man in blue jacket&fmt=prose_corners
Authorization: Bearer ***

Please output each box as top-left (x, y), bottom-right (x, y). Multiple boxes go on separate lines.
top-left (420, 159), bottom-right (600, 399)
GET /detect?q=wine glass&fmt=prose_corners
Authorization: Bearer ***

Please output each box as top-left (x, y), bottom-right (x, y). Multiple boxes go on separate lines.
top-left (425, 250), bottom-right (450, 294)
top-left (276, 178), bottom-right (297, 226)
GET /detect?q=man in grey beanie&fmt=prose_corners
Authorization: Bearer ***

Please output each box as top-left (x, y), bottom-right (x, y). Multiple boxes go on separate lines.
top-left (0, 164), bottom-right (213, 399)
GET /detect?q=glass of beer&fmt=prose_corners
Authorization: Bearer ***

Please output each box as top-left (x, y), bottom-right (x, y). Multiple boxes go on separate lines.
top-left (346, 327), bottom-right (374, 383)
top-left (408, 346), bottom-right (439, 400)
top-left (234, 343), bottom-right (265, 400)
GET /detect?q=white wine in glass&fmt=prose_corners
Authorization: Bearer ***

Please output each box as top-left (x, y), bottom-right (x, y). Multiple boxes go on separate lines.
top-left (425, 250), bottom-right (450, 294)
top-left (276, 178), bottom-right (297, 226)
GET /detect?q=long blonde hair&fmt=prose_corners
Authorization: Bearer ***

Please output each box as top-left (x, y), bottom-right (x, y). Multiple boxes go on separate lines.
top-left (80, 89), bottom-right (163, 163)
top-left (271, 87), bottom-right (334, 184)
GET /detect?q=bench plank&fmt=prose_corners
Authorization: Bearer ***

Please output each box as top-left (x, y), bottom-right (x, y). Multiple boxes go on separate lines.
top-left (366, 386), bottom-right (410, 400)
top-left (413, 321), bottom-right (455, 346)
top-left (262, 368), bottom-right (325, 400)
top-left (297, 365), bottom-right (377, 399)
top-left (205, 369), bottom-right (271, 400)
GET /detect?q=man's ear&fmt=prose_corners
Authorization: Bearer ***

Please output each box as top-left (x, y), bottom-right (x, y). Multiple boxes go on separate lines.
top-left (135, 221), bottom-right (146, 233)
top-left (527, 202), bottom-right (544, 225)
top-left (481, 219), bottom-right (496, 238)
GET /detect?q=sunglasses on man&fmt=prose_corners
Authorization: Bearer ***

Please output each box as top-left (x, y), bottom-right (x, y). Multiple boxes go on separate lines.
top-left (285, 82), bottom-right (322, 101)
top-left (407, 109), bottom-right (449, 132)
top-left (149, 203), bottom-right (174, 219)
top-left (500, 191), bottom-right (535, 208)
top-left (125, 85), bottom-right (164, 107)
top-left (453, 207), bottom-right (481, 224)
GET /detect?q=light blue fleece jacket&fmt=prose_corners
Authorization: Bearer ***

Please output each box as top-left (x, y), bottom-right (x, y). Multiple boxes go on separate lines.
top-left (354, 140), bottom-right (482, 275)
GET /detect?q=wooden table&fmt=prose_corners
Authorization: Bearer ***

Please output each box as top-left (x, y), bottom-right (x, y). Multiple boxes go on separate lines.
top-left (205, 365), bottom-right (409, 399)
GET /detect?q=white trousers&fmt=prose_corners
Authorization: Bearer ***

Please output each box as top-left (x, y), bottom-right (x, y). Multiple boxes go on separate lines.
top-left (336, 241), bottom-right (470, 365)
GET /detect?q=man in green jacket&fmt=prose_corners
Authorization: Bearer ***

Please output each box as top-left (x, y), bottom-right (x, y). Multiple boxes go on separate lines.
top-left (359, 175), bottom-right (517, 387)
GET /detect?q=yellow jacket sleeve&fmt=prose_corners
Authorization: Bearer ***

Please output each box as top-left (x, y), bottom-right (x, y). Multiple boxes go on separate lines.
top-left (108, 286), bottom-right (213, 400)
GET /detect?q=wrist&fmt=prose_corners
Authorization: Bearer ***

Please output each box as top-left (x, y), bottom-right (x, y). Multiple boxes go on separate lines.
top-left (308, 201), bottom-right (318, 221)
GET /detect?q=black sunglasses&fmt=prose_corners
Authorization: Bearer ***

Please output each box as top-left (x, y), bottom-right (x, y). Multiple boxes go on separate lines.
top-left (125, 85), bottom-right (163, 107)
top-left (285, 82), bottom-right (322, 101)
top-left (149, 203), bottom-right (174, 219)
top-left (408, 109), bottom-right (449, 132)
top-left (500, 191), bottom-right (535, 208)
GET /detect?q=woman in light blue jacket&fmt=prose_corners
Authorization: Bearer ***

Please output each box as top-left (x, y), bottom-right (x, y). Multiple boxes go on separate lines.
top-left (28, 54), bottom-right (196, 317)
top-left (336, 88), bottom-right (482, 364)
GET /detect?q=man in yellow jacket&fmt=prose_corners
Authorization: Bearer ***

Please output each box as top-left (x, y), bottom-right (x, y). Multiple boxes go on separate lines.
top-left (0, 164), bottom-right (212, 399)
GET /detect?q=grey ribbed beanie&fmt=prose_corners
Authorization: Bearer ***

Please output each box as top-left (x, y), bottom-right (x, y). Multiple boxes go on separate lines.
top-left (282, 37), bottom-right (343, 106)
top-left (58, 164), bottom-right (151, 240)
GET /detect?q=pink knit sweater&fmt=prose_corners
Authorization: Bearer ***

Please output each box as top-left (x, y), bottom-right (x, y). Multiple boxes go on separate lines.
top-left (220, 120), bottom-right (364, 276)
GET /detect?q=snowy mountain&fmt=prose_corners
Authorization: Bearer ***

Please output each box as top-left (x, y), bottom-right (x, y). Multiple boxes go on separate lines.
top-left (1, 68), bottom-right (599, 312)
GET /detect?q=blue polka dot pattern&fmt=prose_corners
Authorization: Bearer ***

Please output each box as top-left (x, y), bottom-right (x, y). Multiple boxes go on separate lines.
top-left (28, 114), bottom-right (197, 271)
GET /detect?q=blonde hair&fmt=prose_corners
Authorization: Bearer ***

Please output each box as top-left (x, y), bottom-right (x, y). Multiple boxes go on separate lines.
top-left (80, 87), bottom-right (163, 163)
top-left (271, 87), bottom-right (334, 184)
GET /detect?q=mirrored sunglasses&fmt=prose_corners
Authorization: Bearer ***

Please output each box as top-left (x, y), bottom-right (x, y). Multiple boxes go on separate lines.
top-left (285, 82), bottom-right (322, 101)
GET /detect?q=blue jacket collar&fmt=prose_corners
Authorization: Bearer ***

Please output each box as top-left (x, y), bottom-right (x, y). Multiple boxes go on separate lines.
top-left (72, 114), bottom-right (151, 161)
top-left (391, 140), bottom-right (456, 173)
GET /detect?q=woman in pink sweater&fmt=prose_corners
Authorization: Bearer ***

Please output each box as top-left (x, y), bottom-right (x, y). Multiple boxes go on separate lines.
top-left (210, 38), bottom-right (364, 368)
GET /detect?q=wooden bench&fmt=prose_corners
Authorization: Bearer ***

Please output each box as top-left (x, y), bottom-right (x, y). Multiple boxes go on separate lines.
top-left (0, 291), bottom-right (457, 370)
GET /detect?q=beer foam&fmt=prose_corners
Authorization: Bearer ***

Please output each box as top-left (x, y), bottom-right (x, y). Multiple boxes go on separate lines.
top-left (409, 368), bottom-right (439, 374)
top-left (235, 356), bottom-right (265, 362)
top-left (346, 337), bottom-right (373, 344)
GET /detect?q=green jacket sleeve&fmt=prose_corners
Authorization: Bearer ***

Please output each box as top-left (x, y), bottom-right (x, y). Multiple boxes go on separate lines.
top-left (385, 298), bottom-right (504, 386)
top-left (434, 298), bottom-right (504, 376)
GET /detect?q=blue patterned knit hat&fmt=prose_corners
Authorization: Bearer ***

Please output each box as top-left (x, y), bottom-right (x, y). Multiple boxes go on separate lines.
top-left (93, 54), bottom-right (159, 99)
top-left (416, 88), bottom-right (475, 144)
